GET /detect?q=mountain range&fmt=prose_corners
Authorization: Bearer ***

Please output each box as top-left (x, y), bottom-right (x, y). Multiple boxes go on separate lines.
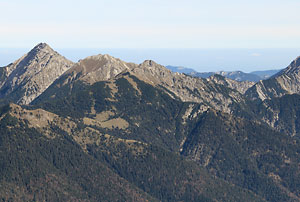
top-left (1, 43), bottom-right (300, 201)
top-left (166, 65), bottom-right (280, 82)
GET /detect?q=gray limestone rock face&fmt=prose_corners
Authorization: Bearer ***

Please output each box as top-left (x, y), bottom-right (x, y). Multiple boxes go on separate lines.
top-left (207, 75), bottom-right (255, 94)
top-left (246, 56), bottom-right (300, 101)
top-left (64, 54), bottom-right (136, 85)
top-left (0, 43), bottom-right (74, 104)
top-left (130, 60), bottom-right (249, 114)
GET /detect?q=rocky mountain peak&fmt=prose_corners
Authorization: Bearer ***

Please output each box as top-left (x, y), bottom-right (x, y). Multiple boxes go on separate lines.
top-left (32, 42), bottom-right (51, 50)
top-left (140, 59), bottom-right (165, 68)
top-left (289, 55), bottom-right (300, 69)
top-left (137, 59), bottom-right (172, 75)
top-left (141, 60), bottom-right (157, 67)
top-left (274, 55), bottom-right (300, 77)
top-left (0, 43), bottom-right (74, 104)
top-left (26, 43), bottom-right (56, 60)
top-left (129, 59), bottom-right (173, 86)
top-left (82, 54), bottom-right (115, 62)
top-left (246, 55), bottom-right (300, 101)
top-left (64, 54), bottom-right (135, 84)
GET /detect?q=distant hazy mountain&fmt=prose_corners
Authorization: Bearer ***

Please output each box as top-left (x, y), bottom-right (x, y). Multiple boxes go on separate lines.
top-left (166, 65), bottom-right (280, 82)
top-left (250, 69), bottom-right (281, 79)
top-left (195, 71), bottom-right (261, 82)
top-left (166, 65), bottom-right (197, 74)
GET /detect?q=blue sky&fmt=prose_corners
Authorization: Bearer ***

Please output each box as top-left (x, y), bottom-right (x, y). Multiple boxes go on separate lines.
top-left (1, 0), bottom-right (300, 71)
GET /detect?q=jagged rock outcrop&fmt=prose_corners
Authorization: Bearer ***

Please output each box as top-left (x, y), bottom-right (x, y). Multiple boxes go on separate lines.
top-left (0, 43), bottom-right (74, 104)
top-left (130, 60), bottom-right (248, 114)
top-left (246, 56), bottom-right (300, 101)
top-left (207, 74), bottom-right (255, 94)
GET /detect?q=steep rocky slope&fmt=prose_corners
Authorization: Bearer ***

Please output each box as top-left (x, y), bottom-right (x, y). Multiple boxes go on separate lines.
top-left (41, 55), bottom-right (251, 115)
top-left (0, 43), bottom-right (73, 104)
top-left (253, 94), bottom-right (300, 137)
top-left (131, 60), bottom-right (250, 113)
top-left (246, 56), bottom-right (300, 101)
top-left (207, 74), bottom-right (255, 94)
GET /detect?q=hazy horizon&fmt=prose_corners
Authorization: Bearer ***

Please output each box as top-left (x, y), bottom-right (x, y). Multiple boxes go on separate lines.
top-left (1, 47), bottom-right (299, 73)
top-left (2, 1), bottom-right (299, 72)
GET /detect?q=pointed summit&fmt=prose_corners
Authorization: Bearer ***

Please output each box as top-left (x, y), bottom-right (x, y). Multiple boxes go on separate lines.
top-left (0, 43), bottom-right (74, 104)
top-left (128, 59), bottom-right (173, 86)
top-left (246, 55), bottom-right (300, 101)
top-left (137, 59), bottom-right (172, 76)
top-left (27, 43), bottom-right (55, 56)
top-left (33, 42), bottom-right (50, 49)
top-left (274, 56), bottom-right (300, 77)
top-left (25, 43), bottom-right (57, 62)
top-left (141, 60), bottom-right (157, 67)
top-left (289, 55), bottom-right (300, 69)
